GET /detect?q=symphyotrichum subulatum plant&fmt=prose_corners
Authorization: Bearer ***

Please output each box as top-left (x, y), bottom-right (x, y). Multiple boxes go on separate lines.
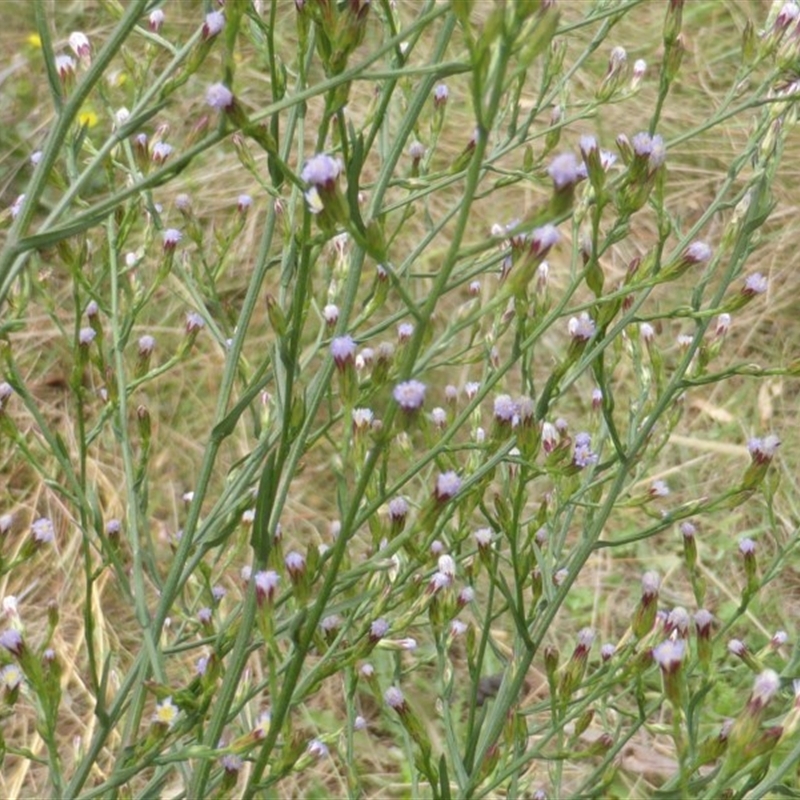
top-left (2, 1), bottom-right (800, 797)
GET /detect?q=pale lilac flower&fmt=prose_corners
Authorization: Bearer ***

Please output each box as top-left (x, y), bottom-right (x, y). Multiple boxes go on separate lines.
top-left (640, 322), bottom-right (655, 343)
top-left (683, 241), bottom-right (712, 265)
top-left (430, 407), bottom-right (447, 429)
top-left (743, 272), bottom-right (768, 296)
top-left (197, 607), bottom-right (212, 626)
top-left (206, 82), bottom-right (234, 111)
top-left (576, 627), bottom-right (595, 654)
top-left (352, 407), bottom-right (374, 431)
top-left (450, 619), bottom-right (468, 637)
top-left (748, 435), bottom-right (780, 463)
top-left (694, 609), bottom-right (714, 637)
top-left (221, 754), bottom-right (242, 774)
top-left (203, 10), bottom-right (225, 38)
top-left (714, 313), bottom-right (731, 337)
top-left (163, 228), bottom-right (182, 250)
top-left (151, 141), bottom-right (172, 164)
top-left (105, 519), bottom-right (121, 538)
top-left (728, 638), bottom-right (747, 657)
top-left (370, 618), bottom-right (390, 641)
top-left (430, 540), bottom-right (444, 556)
top-left (474, 528), bottom-right (493, 550)
top-left (10, 194), bottom-right (24, 220)
top-left (149, 8), bottom-right (165, 32)
top-left (138, 335), bottom-right (156, 357)
top-left (600, 643), bottom-right (616, 662)
top-left (433, 83), bottom-right (449, 105)
top-left (385, 686), bottom-right (406, 711)
top-left (359, 663), bottom-right (375, 679)
top-left (0, 629), bottom-right (23, 656)
top-left (652, 639), bottom-right (685, 673)
top-left (438, 554), bottom-right (456, 578)
top-left (464, 381), bottom-right (480, 400)
top-left (301, 154), bottom-right (342, 189)
top-left (665, 607), bottom-right (689, 638)
top-left (573, 432), bottom-right (597, 468)
top-left (320, 615), bottom-right (342, 635)
top-left (55, 54), bottom-right (76, 80)
top-left (323, 304), bottom-right (339, 326)
top-left (548, 152), bottom-right (580, 190)
top-left (468, 280), bottom-right (481, 296)
top-left (771, 630), bottom-right (788, 648)
top-left (530, 224), bottom-right (560, 257)
top-left (237, 194), bottom-right (252, 212)
top-left (591, 387), bottom-right (603, 409)
top-left (397, 322), bottom-right (414, 342)
top-left (542, 422), bottom-right (558, 454)
top-left (434, 471), bottom-right (461, 502)
top-left (175, 193), bottom-right (191, 212)
top-left (307, 739), bottom-right (328, 759)
top-left (676, 333), bottom-right (694, 349)
top-left (31, 517), bottom-right (54, 544)
top-left (69, 32), bottom-right (91, 60)
top-left (30, 151), bottom-right (42, 166)
top-left (580, 135), bottom-right (598, 159)
top-left (493, 394), bottom-right (517, 425)
top-left (751, 669), bottom-right (780, 708)
top-left (642, 570), bottom-right (660, 601)
top-left (153, 697), bottom-right (179, 728)
top-left (458, 586), bottom-right (475, 606)
top-left (568, 312), bottom-right (596, 342)
top-left (284, 551), bottom-right (306, 579)
top-left (186, 312), bottom-right (205, 334)
top-left (354, 715), bottom-right (367, 730)
top-left (393, 379), bottom-right (426, 411)
top-left (775, 1), bottom-right (800, 30)
top-left (212, 585), bottom-right (226, 602)
top-left (387, 496), bottom-right (408, 525)
top-left (408, 140), bottom-right (426, 161)
top-left (429, 571), bottom-right (452, 592)
top-left (553, 568), bottom-right (569, 586)
top-left (681, 521), bottom-right (696, 539)
top-left (330, 335), bottom-right (357, 369)
top-left (78, 327), bottom-right (96, 347)
top-left (650, 480), bottom-right (669, 498)
top-left (254, 570), bottom-right (279, 603)
top-left (739, 537), bottom-right (756, 555)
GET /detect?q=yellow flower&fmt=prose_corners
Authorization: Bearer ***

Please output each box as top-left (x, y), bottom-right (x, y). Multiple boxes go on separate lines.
top-left (27, 33), bottom-right (41, 48)
top-left (78, 110), bottom-right (98, 129)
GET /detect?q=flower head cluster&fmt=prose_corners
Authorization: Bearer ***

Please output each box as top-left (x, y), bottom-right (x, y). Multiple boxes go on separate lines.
top-left (393, 380), bottom-right (426, 412)
top-left (572, 432), bottom-right (598, 468)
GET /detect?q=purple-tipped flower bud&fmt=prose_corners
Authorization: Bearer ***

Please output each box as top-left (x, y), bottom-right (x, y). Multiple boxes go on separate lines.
top-left (203, 10), bottom-right (225, 39)
top-left (330, 335), bottom-right (357, 370)
top-left (149, 9), bottom-right (165, 32)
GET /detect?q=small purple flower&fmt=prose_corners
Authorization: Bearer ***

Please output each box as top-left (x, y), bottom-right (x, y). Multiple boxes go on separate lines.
top-left (393, 379), bottom-right (426, 411)
top-left (600, 643), bottom-right (616, 662)
top-left (55, 54), bottom-right (76, 80)
top-left (572, 432), bottom-right (598, 468)
top-left (79, 327), bottom-right (96, 347)
top-left (748, 435), bottom-right (780, 464)
top-left (206, 83), bottom-right (234, 111)
top-left (138, 335), bottom-right (156, 357)
top-left (323, 304), bottom-right (339, 326)
top-left (683, 241), bottom-right (712, 265)
top-left (429, 570), bottom-right (453, 593)
top-left (320, 615), bottom-right (342, 635)
top-left (186, 312), bottom-right (205, 334)
top-left (530, 224), bottom-right (560, 258)
top-left (434, 471), bottom-right (461, 502)
top-left (408, 141), bottom-right (426, 161)
top-left (388, 497), bottom-right (408, 525)
top-left (198, 607), bottom-right (213, 626)
top-left (641, 570), bottom-right (660, 601)
top-left (664, 607), bottom-right (689, 638)
top-left (0, 629), bottom-right (23, 657)
top-left (568, 312), bottom-right (596, 342)
top-left (370, 618), bottom-right (390, 641)
top-left (352, 407), bottom-right (374, 431)
top-left (307, 739), bottom-right (329, 759)
top-left (330, 335), bottom-right (357, 369)
top-left (254, 570), bottom-right (279, 603)
top-left (31, 517), bottom-right (54, 544)
top-left (458, 586), bottom-right (475, 607)
top-left (163, 228), bottom-right (182, 251)
top-left (237, 194), bottom-right (253, 213)
top-left (430, 407), bottom-right (447, 429)
top-left (397, 322), bottom-right (414, 342)
top-left (301, 154), bottom-right (342, 189)
top-left (384, 686), bottom-right (406, 711)
top-left (433, 83), bottom-right (449, 106)
top-left (640, 322), bottom-right (655, 343)
top-left (650, 480), bottom-right (669, 498)
top-left (69, 31), bottom-right (91, 59)
top-left (743, 272), bottom-right (768, 296)
top-left (751, 669), bottom-right (780, 708)
top-left (739, 537), bottom-right (756, 556)
top-left (152, 142), bottom-right (173, 164)
top-left (149, 9), bottom-right (165, 32)
top-left (493, 394), bottom-right (517, 425)
top-left (221, 754), bottom-right (242, 774)
top-left (203, 10), bottom-right (225, 38)
top-left (694, 609), bottom-right (714, 638)
top-left (652, 639), bottom-right (685, 673)
top-left (284, 551), bottom-right (306, 580)
top-left (464, 381), bottom-right (480, 400)
top-left (591, 387), bottom-right (603, 409)
top-left (548, 152), bottom-right (580, 191)
top-left (474, 527), bottom-right (493, 551)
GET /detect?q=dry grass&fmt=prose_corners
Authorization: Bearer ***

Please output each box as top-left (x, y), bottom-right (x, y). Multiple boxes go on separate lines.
top-left (1, 0), bottom-right (799, 796)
